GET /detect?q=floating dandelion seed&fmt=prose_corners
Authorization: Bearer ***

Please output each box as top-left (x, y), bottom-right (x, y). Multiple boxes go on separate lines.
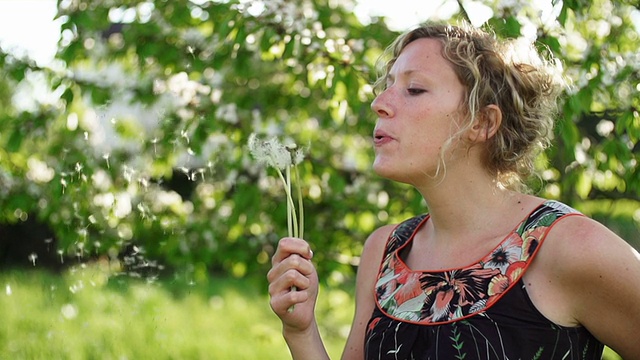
top-left (194, 168), bottom-right (205, 181)
top-left (76, 241), bottom-right (85, 259)
top-left (151, 137), bottom-right (159, 155)
top-left (181, 129), bottom-right (190, 144)
top-left (5, 284), bottom-right (11, 296)
top-left (103, 153), bottom-right (111, 169)
top-left (170, 138), bottom-right (181, 152)
top-left (28, 253), bottom-right (38, 266)
top-left (69, 281), bottom-right (84, 294)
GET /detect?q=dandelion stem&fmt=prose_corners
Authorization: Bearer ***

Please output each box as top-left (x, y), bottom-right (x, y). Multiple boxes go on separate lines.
top-left (287, 166), bottom-right (297, 237)
top-left (294, 165), bottom-right (304, 239)
top-left (270, 158), bottom-right (298, 238)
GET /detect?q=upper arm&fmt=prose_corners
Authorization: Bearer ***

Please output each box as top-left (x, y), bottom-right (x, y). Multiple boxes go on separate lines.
top-left (549, 216), bottom-right (640, 359)
top-left (341, 224), bottom-right (395, 360)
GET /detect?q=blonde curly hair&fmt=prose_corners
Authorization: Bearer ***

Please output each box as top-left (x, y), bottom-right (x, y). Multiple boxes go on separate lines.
top-left (375, 22), bottom-right (565, 191)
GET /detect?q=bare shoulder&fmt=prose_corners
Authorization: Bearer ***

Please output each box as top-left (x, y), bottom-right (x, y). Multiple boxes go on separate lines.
top-left (544, 214), bottom-right (640, 358)
top-left (357, 223), bottom-right (397, 291)
top-left (544, 214), bottom-right (637, 269)
top-left (341, 224), bottom-right (396, 360)
top-left (361, 224), bottom-right (396, 261)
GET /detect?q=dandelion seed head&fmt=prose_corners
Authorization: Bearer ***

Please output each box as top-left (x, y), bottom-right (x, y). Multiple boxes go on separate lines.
top-left (268, 139), bottom-right (291, 169)
top-left (248, 133), bottom-right (294, 170)
top-left (292, 148), bottom-right (305, 165)
top-left (248, 133), bottom-right (269, 165)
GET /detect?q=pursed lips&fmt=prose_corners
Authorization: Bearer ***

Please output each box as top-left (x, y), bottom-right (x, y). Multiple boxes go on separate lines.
top-left (373, 129), bottom-right (395, 146)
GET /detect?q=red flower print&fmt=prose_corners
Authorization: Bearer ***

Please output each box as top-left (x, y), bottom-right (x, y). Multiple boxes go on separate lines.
top-left (430, 286), bottom-right (455, 321)
top-left (505, 261), bottom-right (527, 282)
top-left (394, 271), bottom-right (423, 305)
top-left (368, 317), bottom-right (382, 333)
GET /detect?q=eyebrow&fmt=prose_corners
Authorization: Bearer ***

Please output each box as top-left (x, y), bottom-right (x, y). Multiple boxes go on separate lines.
top-left (386, 69), bottom-right (433, 84)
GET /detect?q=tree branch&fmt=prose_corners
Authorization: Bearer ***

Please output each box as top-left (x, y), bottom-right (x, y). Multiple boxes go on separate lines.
top-left (456, 0), bottom-right (472, 24)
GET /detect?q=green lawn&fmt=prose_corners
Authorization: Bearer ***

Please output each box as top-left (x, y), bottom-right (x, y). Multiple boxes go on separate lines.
top-left (0, 265), bottom-right (351, 359)
top-left (0, 265), bottom-right (623, 359)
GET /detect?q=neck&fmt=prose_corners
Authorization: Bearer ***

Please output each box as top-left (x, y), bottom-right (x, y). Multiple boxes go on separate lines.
top-left (415, 170), bottom-right (533, 244)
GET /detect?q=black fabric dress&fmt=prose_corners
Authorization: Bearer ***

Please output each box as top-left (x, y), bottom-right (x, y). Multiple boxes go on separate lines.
top-left (365, 200), bottom-right (604, 360)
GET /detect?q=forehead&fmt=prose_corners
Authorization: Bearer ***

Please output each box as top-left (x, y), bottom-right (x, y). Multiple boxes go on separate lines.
top-left (389, 37), bottom-right (456, 79)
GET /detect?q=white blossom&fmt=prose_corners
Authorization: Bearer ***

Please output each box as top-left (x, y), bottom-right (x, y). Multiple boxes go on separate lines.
top-left (215, 103), bottom-right (239, 124)
top-left (26, 157), bottom-right (55, 183)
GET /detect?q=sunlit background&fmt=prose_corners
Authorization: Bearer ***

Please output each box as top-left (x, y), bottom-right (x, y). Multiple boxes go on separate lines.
top-left (0, 2), bottom-right (637, 359)
top-left (2, 0), bottom-right (639, 65)
top-left (0, 0), bottom-right (59, 64)
top-left (0, 0), bottom-right (582, 64)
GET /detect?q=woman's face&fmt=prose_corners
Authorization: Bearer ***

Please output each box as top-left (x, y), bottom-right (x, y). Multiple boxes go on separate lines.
top-left (371, 37), bottom-right (466, 185)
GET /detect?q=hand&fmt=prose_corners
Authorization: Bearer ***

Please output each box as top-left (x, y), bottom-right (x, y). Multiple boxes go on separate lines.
top-left (267, 237), bottom-right (318, 332)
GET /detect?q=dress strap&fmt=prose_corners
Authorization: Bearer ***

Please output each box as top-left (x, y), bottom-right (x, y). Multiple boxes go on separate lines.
top-left (383, 214), bottom-right (428, 255)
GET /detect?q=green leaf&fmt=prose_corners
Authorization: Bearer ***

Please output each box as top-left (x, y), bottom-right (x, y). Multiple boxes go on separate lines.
top-left (6, 130), bottom-right (23, 152)
top-left (487, 16), bottom-right (521, 38)
top-left (61, 88), bottom-right (74, 105)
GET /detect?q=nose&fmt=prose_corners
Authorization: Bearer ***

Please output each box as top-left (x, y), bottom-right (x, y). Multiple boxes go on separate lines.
top-left (371, 90), bottom-right (393, 118)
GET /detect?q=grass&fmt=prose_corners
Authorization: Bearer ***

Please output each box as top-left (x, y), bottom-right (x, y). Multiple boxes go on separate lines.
top-left (0, 265), bottom-right (623, 359)
top-left (0, 265), bottom-right (352, 360)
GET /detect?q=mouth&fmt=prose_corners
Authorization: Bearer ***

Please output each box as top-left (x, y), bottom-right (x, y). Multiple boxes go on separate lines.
top-left (373, 130), bottom-right (394, 146)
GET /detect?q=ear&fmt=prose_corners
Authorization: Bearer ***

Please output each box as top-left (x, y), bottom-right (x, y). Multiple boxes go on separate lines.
top-left (468, 104), bottom-right (502, 143)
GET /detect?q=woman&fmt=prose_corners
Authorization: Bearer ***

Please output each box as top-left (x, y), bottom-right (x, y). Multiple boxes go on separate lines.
top-left (267, 22), bottom-right (640, 359)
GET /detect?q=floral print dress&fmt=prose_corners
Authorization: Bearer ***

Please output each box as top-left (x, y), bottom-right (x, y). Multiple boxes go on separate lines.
top-left (365, 200), bottom-right (604, 360)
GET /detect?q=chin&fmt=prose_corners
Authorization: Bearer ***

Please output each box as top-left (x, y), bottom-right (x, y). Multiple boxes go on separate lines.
top-left (372, 163), bottom-right (404, 182)
top-left (371, 161), bottom-right (388, 176)
top-left (373, 161), bottom-right (433, 186)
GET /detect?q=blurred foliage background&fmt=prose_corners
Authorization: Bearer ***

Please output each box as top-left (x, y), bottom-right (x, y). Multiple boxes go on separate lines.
top-left (0, 1), bottom-right (637, 359)
top-left (1, 0), bottom-right (639, 285)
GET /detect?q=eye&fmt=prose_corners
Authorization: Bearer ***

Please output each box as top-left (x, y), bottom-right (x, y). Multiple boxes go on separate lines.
top-left (407, 88), bottom-right (426, 96)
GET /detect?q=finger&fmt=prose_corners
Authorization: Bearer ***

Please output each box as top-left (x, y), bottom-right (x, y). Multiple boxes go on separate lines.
top-left (272, 238), bottom-right (311, 265)
top-left (267, 253), bottom-right (315, 284)
top-left (268, 268), bottom-right (311, 295)
top-left (272, 237), bottom-right (313, 265)
top-left (269, 282), bottom-right (310, 314)
top-left (282, 254), bottom-right (315, 277)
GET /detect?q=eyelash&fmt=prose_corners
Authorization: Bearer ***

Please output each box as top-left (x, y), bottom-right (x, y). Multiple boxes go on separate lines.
top-left (407, 88), bottom-right (426, 95)
top-left (380, 82), bottom-right (426, 95)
